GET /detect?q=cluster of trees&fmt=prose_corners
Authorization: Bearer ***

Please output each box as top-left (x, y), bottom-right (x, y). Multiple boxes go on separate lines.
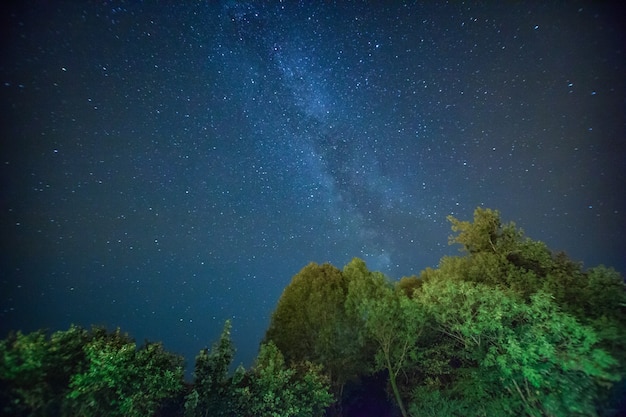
top-left (265, 208), bottom-right (626, 416)
top-left (0, 325), bottom-right (185, 416)
top-left (1, 208), bottom-right (625, 416)
top-left (183, 320), bottom-right (332, 417)
top-left (0, 320), bottom-right (332, 417)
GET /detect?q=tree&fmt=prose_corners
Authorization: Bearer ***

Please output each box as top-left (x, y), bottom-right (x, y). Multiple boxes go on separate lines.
top-left (0, 329), bottom-right (51, 416)
top-left (183, 320), bottom-right (332, 417)
top-left (447, 208), bottom-right (516, 254)
top-left (264, 262), bottom-right (365, 394)
top-left (396, 275), bottom-right (422, 298)
top-left (185, 320), bottom-right (243, 417)
top-left (581, 265), bottom-right (626, 322)
top-left (66, 329), bottom-right (184, 417)
top-left (345, 258), bottom-right (425, 417)
top-left (414, 278), bottom-right (620, 416)
top-left (264, 262), bottom-right (344, 363)
top-left (416, 207), bottom-right (626, 415)
top-left (365, 290), bottom-right (425, 417)
top-left (1, 325), bottom-right (185, 417)
top-left (236, 342), bottom-right (333, 417)
top-left (0, 325), bottom-right (99, 417)
top-left (47, 326), bottom-right (92, 402)
top-left (446, 209), bottom-right (626, 340)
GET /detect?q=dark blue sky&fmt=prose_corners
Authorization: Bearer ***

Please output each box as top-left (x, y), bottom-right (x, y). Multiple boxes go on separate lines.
top-left (1, 1), bottom-right (624, 372)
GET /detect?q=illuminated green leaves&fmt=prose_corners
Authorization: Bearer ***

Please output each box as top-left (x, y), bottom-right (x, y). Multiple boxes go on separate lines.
top-left (185, 320), bottom-right (238, 417)
top-left (1, 326), bottom-right (184, 417)
top-left (417, 276), bottom-right (620, 416)
top-left (239, 342), bottom-right (332, 417)
top-left (66, 334), bottom-right (184, 417)
top-left (264, 261), bottom-right (368, 389)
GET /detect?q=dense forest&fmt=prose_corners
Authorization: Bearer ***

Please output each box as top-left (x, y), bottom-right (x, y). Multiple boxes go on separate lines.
top-left (2, 208), bottom-right (625, 417)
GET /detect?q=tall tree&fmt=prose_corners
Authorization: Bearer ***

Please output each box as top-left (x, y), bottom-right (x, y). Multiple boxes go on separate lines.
top-left (235, 342), bottom-right (333, 417)
top-left (65, 329), bottom-right (184, 417)
top-left (1, 325), bottom-right (184, 417)
top-left (345, 258), bottom-right (425, 417)
top-left (264, 262), bottom-right (365, 393)
top-left (0, 329), bottom-right (51, 416)
top-left (446, 209), bottom-right (626, 328)
top-left (447, 207), bottom-right (517, 254)
top-left (414, 278), bottom-right (620, 416)
top-left (185, 320), bottom-right (242, 417)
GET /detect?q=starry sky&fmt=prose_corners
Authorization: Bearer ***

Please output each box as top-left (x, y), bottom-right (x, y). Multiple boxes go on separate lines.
top-left (1, 1), bottom-right (625, 372)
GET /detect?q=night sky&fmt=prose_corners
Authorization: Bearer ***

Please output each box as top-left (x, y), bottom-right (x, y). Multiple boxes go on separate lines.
top-left (1, 2), bottom-right (625, 373)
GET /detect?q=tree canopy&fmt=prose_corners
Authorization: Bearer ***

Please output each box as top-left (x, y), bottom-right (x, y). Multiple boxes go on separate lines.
top-left (0, 325), bottom-right (185, 417)
top-left (263, 261), bottom-right (373, 395)
top-left (2, 207), bottom-right (624, 416)
top-left (263, 208), bottom-right (625, 416)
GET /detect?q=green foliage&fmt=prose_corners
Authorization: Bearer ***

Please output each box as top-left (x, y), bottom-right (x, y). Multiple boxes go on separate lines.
top-left (447, 209), bottom-right (626, 371)
top-left (584, 265), bottom-right (626, 321)
top-left (66, 331), bottom-right (184, 417)
top-left (236, 342), bottom-right (333, 417)
top-left (0, 329), bottom-right (51, 416)
top-left (396, 275), bottom-right (422, 298)
top-left (180, 320), bottom-right (332, 417)
top-left (0, 325), bottom-right (96, 416)
top-left (264, 261), bottom-right (369, 391)
top-left (413, 276), bottom-right (620, 416)
top-left (343, 257), bottom-right (390, 318)
top-left (265, 257), bottom-right (428, 414)
top-left (1, 325), bottom-right (184, 417)
top-left (342, 257), bottom-right (390, 369)
top-left (185, 319), bottom-right (241, 417)
top-left (3, 207), bottom-right (624, 417)
top-left (409, 371), bottom-right (514, 417)
top-left (446, 209), bottom-right (626, 325)
top-left (447, 207), bottom-right (518, 254)
top-left (365, 291), bottom-right (425, 417)
top-left (400, 208), bottom-right (625, 416)
top-left (264, 262), bottom-right (345, 363)
top-left (345, 260), bottom-right (426, 417)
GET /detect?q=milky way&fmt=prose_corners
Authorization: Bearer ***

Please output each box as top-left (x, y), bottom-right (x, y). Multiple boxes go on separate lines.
top-left (1, 1), bottom-right (624, 371)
